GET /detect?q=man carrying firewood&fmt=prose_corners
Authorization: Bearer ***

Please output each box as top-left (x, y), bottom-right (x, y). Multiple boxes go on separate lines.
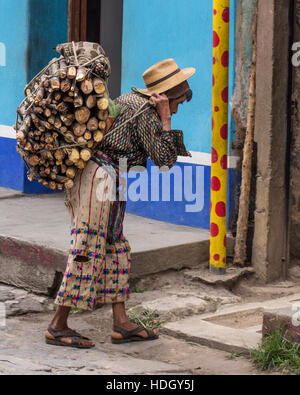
top-left (45, 58), bottom-right (195, 348)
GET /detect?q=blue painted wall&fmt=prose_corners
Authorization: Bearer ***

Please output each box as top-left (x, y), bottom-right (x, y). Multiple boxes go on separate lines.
top-left (0, 0), bottom-right (68, 193)
top-left (0, 0), bottom-right (29, 126)
top-left (121, 0), bottom-right (237, 229)
top-left (121, 0), bottom-right (236, 154)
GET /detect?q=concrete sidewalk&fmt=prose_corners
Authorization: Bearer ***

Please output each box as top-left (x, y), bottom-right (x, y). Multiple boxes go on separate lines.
top-left (0, 188), bottom-right (211, 294)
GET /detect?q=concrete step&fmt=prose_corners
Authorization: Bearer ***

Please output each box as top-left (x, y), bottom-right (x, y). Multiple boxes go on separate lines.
top-left (0, 192), bottom-right (211, 294)
top-left (161, 292), bottom-right (300, 354)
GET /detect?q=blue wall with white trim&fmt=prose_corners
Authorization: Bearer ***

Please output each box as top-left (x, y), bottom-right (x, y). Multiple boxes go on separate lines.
top-left (121, 0), bottom-right (237, 229)
top-left (0, 0), bottom-right (68, 193)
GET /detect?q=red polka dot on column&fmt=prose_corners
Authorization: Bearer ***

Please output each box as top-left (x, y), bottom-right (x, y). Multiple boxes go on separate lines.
top-left (213, 9), bottom-right (217, 15)
top-left (224, 235), bottom-right (227, 247)
top-left (213, 57), bottom-right (216, 65)
top-left (215, 201), bottom-right (226, 217)
top-left (223, 257), bottom-right (227, 264)
top-left (214, 254), bottom-right (220, 261)
top-left (215, 106), bottom-right (219, 112)
top-left (212, 147), bottom-right (218, 163)
top-left (213, 31), bottom-right (220, 47)
top-left (210, 223), bottom-right (219, 237)
top-left (221, 87), bottom-right (228, 103)
top-left (222, 7), bottom-right (229, 23)
top-left (220, 155), bottom-right (227, 170)
top-left (211, 176), bottom-right (221, 191)
top-left (213, 74), bottom-right (215, 86)
top-left (220, 124), bottom-right (228, 139)
top-left (221, 51), bottom-right (229, 67)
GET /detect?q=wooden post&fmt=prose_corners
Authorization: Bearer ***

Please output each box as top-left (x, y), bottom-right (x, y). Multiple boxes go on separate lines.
top-left (68, 0), bottom-right (87, 42)
top-left (233, 9), bottom-right (258, 267)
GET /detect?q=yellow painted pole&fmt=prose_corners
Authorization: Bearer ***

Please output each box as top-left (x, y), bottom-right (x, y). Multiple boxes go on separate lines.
top-left (210, 0), bottom-right (230, 274)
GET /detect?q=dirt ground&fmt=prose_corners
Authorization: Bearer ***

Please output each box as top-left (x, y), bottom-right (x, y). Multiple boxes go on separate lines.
top-left (2, 266), bottom-right (300, 375)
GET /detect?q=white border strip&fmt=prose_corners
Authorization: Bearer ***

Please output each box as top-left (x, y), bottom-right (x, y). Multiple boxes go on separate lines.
top-left (0, 125), bottom-right (15, 140)
top-left (178, 151), bottom-right (240, 169)
top-left (0, 125), bottom-right (240, 169)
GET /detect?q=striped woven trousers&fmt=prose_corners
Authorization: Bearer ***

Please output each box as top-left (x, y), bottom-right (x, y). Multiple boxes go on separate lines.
top-left (55, 153), bottom-right (131, 311)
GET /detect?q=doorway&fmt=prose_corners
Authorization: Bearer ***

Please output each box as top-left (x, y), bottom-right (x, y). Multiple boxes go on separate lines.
top-left (68, 0), bottom-right (123, 99)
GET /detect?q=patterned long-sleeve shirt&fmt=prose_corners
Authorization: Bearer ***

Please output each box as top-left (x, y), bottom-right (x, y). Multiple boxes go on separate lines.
top-left (95, 92), bottom-right (191, 170)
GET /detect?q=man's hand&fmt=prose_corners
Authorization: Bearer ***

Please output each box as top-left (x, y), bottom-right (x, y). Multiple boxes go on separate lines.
top-left (149, 93), bottom-right (171, 131)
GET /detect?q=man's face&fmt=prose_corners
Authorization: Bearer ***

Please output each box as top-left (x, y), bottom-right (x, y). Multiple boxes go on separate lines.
top-left (169, 95), bottom-right (187, 115)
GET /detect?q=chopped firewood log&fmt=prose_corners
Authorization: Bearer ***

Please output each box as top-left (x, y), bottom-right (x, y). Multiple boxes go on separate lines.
top-left (80, 148), bottom-right (92, 162)
top-left (67, 66), bottom-right (77, 80)
top-left (45, 133), bottom-right (53, 144)
top-left (97, 110), bottom-right (109, 121)
top-left (49, 181), bottom-right (57, 190)
top-left (75, 107), bottom-right (90, 125)
top-left (24, 142), bottom-right (33, 151)
top-left (77, 137), bottom-right (87, 146)
top-left (28, 155), bottom-right (40, 167)
top-left (84, 131), bottom-right (92, 141)
top-left (54, 92), bottom-right (62, 102)
top-left (97, 98), bottom-right (109, 111)
top-left (87, 117), bottom-right (98, 131)
top-left (55, 175), bottom-right (69, 184)
top-left (50, 62), bottom-right (60, 91)
top-left (56, 102), bottom-right (69, 114)
top-left (61, 164), bottom-right (67, 174)
top-left (44, 108), bottom-right (52, 118)
top-left (93, 78), bottom-right (106, 95)
top-left (39, 120), bottom-right (52, 130)
top-left (93, 130), bottom-right (104, 143)
top-left (68, 148), bottom-right (80, 163)
top-left (43, 78), bottom-right (50, 89)
top-left (41, 150), bottom-right (54, 161)
top-left (74, 89), bottom-right (84, 108)
top-left (63, 95), bottom-right (73, 103)
top-left (60, 125), bottom-right (68, 133)
top-left (59, 59), bottom-right (67, 79)
top-left (66, 166), bottom-right (76, 179)
top-left (73, 123), bottom-right (86, 137)
top-left (64, 132), bottom-right (75, 143)
top-left (48, 115), bottom-right (55, 125)
top-left (98, 121), bottom-right (106, 130)
top-left (16, 131), bottom-right (26, 142)
top-left (75, 159), bottom-right (86, 169)
top-left (70, 79), bottom-right (76, 92)
top-left (87, 141), bottom-right (94, 149)
top-left (57, 184), bottom-right (64, 191)
top-left (64, 179), bottom-right (74, 190)
top-left (86, 95), bottom-right (97, 109)
top-left (76, 67), bottom-right (87, 82)
top-left (65, 159), bottom-right (74, 167)
top-left (60, 113), bottom-right (74, 126)
top-left (35, 88), bottom-right (45, 104)
top-left (61, 78), bottom-right (71, 93)
top-left (81, 79), bottom-right (93, 95)
top-left (54, 117), bottom-right (62, 129)
top-left (54, 149), bottom-right (65, 161)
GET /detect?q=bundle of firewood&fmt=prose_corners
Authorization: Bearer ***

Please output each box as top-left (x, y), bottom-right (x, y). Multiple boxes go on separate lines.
top-left (15, 42), bottom-right (111, 191)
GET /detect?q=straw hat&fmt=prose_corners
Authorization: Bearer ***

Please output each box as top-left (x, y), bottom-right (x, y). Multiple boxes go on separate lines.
top-left (136, 59), bottom-right (196, 96)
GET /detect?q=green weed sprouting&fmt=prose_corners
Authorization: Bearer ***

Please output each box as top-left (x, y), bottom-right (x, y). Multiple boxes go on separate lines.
top-left (250, 329), bottom-right (300, 374)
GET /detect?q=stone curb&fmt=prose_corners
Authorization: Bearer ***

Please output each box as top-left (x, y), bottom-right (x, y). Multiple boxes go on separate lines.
top-left (0, 234), bottom-right (209, 295)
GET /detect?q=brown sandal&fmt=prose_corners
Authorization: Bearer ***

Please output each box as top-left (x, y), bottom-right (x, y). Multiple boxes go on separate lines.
top-left (111, 325), bottom-right (159, 344)
top-left (45, 326), bottom-right (95, 349)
